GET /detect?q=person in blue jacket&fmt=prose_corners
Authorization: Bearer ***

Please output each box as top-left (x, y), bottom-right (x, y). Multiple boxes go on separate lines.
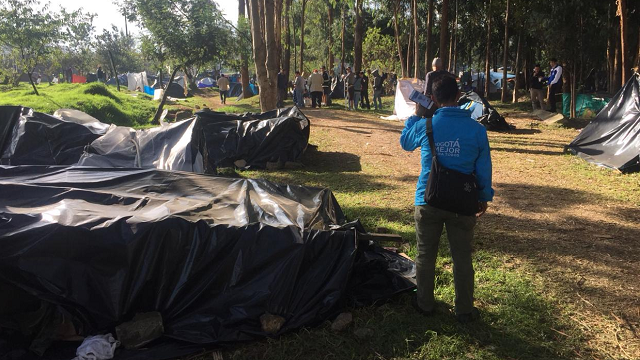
top-left (400, 75), bottom-right (494, 323)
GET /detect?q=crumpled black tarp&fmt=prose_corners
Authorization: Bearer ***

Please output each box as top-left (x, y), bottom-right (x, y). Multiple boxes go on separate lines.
top-left (458, 91), bottom-right (512, 131)
top-left (0, 106), bottom-right (109, 166)
top-left (566, 73), bottom-right (640, 173)
top-left (330, 78), bottom-right (345, 99)
top-left (78, 107), bottom-right (310, 174)
top-left (0, 166), bottom-right (415, 359)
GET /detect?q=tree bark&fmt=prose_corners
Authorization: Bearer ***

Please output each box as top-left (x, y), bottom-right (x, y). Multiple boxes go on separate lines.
top-left (501, 0), bottom-right (509, 102)
top-left (406, 25), bottom-right (412, 77)
top-left (108, 50), bottom-right (120, 92)
top-left (283, 0), bottom-right (291, 78)
top-left (484, 0), bottom-right (492, 96)
top-left (512, 31), bottom-right (521, 103)
top-left (424, 0), bottom-right (434, 76)
top-left (239, 0), bottom-right (251, 98)
top-left (393, 0), bottom-right (406, 77)
top-left (27, 72), bottom-right (39, 96)
top-left (617, 0), bottom-right (628, 83)
top-left (452, 0), bottom-right (458, 74)
top-left (412, 0), bottom-right (419, 78)
top-left (341, 3), bottom-right (345, 74)
top-left (570, 62), bottom-right (577, 119)
top-left (153, 67), bottom-right (179, 124)
top-left (439, 0), bottom-right (450, 69)
top-left (299, 0), bottom-right (306, 74)
top-left (248, 0), bottom-right (280, 111)
top-left (354, 0), bottom-right (363, 73)
top-left (613, 23), bottom-right (622, 91)
top-left (328, 1), bottom-right (334, 73)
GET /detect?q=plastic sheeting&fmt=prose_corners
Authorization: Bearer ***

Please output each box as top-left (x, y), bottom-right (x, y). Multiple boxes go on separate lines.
top-left (0, 166), bottom-right (415, 357)
top-left (562, 93), bottom-right (609, 118)
top-left (127, 72), bottom-right (149, 92)
top-left (77, 106), bottom-right (310, 173)
top-left (566, 73), bottom-right (640, 173)
top-left (197, 77), bottom-right (215, 88)
top-left (458, 91), bottom-right (512, 131)
top-left (0, 106), bottom-right (109, 166)
top-left (394, 78), bottom-right (425, 120)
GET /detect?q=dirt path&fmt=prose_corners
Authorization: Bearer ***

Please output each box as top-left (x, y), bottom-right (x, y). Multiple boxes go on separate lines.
top-left (298, 106), bottom-right (640, 358)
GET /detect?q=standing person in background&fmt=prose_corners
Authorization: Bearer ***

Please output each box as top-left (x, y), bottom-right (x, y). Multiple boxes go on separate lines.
top-left (546, 58), bottom-right (563, 113)
top-left (422, 58), bottom-right (450, 118)
top-left (321, 66), bottom-right (331, 106)
top-left (217, 73), bottom-right (230, 104)
top-left (353, 71), bottom-right (363, 110)
top-left (400, 75), bottom-right (494, 324)
top-left (360, 71), bottom-right (371, 110)
top-left (66, 67), bottom-right (73, 83)
top-left (294, 71), bottom-right (306, 108)
top-left (277, 69), bottom-right (287, 108)
top-left (96, 66), bottom-right (105, 83)
top-left (529, 64), bottom-right (546, 111)
top-left (308, 69), bottom-right (324, 108)
top-left (342, 67), bottom-right (355, 110)
top-left (371, 69), bottom-right (387, 110)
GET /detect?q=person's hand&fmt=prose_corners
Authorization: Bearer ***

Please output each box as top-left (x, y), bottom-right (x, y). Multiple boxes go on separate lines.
top-left (476, 202), bottom-right (488, 217)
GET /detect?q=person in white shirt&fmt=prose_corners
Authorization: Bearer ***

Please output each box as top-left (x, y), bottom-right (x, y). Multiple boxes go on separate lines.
top-left (546, 58), bottom-right (563, 113)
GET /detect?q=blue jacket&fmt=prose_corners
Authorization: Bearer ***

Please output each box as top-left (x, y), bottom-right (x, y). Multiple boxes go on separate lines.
top-left (400, 107), bottom-right (494, 206)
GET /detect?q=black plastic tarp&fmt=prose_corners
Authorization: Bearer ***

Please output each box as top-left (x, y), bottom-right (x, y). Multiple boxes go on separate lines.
top-left (458, 91), bottom-right (512, 131)
top-left (0, 166), bottom-right (415, 358)
top-left (566, 73), bottom-right (640, 173)
top-left (330, 78), bottom-right (345, 99)
top-left (0, 106), bottom-right (109, 166)
top-left (78, 107), bottom-right (310, 173)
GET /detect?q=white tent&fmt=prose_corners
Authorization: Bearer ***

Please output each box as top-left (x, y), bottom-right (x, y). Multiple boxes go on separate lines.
top-left (127, 72), bottom-right (149, 91)
top-left (391, 78), bottom-right (424, 121)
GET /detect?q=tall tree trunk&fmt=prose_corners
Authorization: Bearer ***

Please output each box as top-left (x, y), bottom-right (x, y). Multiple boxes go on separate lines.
top-left (239, 0), bottom-right (251, 98)
top-left (412, 0), bottom-right (419, 78)
top-left (248, 0), bottom-right (280, 111)
top-left (27, 72), bottom-right (39, 96)
top-left (424, 0), bottom-right (434, 75)
top-left (274, 0), bottom-right (282, 72)
top-left (439, 0), bottom-right (450, 69)
top-left (328, 2), bottom-right (334, 73)
top-left (570, 62), bottom-right (577, 118)
top-left (153, 67), bottom-right (179, 124)
top-left (406, 26), bottom-right (412, 76)
top-left (283, 0), bottom-right (292, 78)
top-left (501, 0), bottom-right (509, 102)
top-left (451, 0), bottom-right (458, 74)
top-left (607, 6), bottom-right (613, 93)
top-left (614, 24), bottom-right (622, 91)
top-left (299, 0), bottom-right (306, 74)
top-left (354, 0), bottom-right (363, 73)
top-left (617, 0), bottom-right (628, 83)
top-left (512, 31), bottom-right (521, 103)
top-left (107, 50), bottom-right (120, 92)
top-left (484, 0), bottom-right (492, 96)
top-left (341, 3), bottom-right (345, 74)
top-left (393, 0), bottom-right (406, 77)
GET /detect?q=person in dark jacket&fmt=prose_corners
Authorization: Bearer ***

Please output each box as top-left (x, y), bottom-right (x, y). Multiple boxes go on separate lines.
top-left (400, 75), bottom-right (494, 324)
top-left (277, 69), bottom-right (287, 108)
top-left (96, 66), bottom-right (105, 83)
top-left (372, 69), bottom-right (387, 110)
top-left (321, 66), bottom-right (331, 106)
top-left (530, 64), bottom-right (546, 111)
top-left (359, 71), bottom-right (371, 110)
top-left (353, 72), bottom-right (363, 110)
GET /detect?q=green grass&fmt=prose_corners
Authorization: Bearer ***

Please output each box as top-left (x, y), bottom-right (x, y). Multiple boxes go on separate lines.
top-left (0, 83), bottom-right (157, 126)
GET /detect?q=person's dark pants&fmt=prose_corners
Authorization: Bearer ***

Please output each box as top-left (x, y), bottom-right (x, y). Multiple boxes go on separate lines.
top-left (360, 89), bottom-right (370, 109)
top-left (548, 84), bottom-right (561, 112)
top-left (414, 205), bottom-right (476, 315)
top-left (220, 90), bottom-right (228, 104)
top-left (323, 87), bottom-right (331, 106)
top-left (311, 91), bottom-right (323, 108)
top-left (277, 88), bottom-right (286, 108)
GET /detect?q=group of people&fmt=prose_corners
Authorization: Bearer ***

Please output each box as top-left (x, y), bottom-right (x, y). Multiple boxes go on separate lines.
top-left (529, 58), bottom-right (563, 113)
top-left (279, 66), bottom-right (333, 109)
top-left (341, 67), bottom-right (388, 111)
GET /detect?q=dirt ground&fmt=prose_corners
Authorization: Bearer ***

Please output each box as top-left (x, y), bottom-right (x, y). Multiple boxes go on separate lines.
top-left (296, 105), bottom-right (640, 359)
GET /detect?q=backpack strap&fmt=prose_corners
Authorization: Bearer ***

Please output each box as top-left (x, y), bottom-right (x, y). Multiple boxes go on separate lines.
top-left (425, 118), bottom-right (437, 159)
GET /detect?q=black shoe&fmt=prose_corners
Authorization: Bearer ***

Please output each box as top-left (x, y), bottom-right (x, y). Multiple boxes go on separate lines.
top-left (411, 296), bottom-right (435, 316)
top-left (456, 307), bottom-right (480, 324)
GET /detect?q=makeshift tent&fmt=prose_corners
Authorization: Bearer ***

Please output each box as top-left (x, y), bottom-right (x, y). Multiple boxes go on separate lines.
top-left (566, 73), bottom-right (640, 173)
top-left (197, 77), bottom-right (215, 88)
top-left (562, 93), bottom-right (609, 118)
top-left (471, 71), bottom-right (516, 93)
top-left (127, 72), bottom-right (148, 91)
top-left (227, 82), bottom-right (243, 97)
top-left (77, 106), bottom-right (310, 173)
top-left (0, 106), bottom-right (108, 165)
top-left (106, 74), bottom-right (128, 87)
top-left (458, 91), bottom-right (512, 131)
top-left (71, 74), bottom-right (86, 83)
top-left (393, 78), bottom-right (424, 120)
top-left (330, 77), bottom-right (344, 99)
top-left (0, 166), bottom-right (415, 358)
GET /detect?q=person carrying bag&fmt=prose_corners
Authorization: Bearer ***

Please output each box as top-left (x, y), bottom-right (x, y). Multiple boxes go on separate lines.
top-left (400, 75), bottom-right (494, 324)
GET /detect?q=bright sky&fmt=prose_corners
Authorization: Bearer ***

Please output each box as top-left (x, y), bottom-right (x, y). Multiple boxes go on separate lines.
top-left (45, 0), bottom-right (238, 34)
